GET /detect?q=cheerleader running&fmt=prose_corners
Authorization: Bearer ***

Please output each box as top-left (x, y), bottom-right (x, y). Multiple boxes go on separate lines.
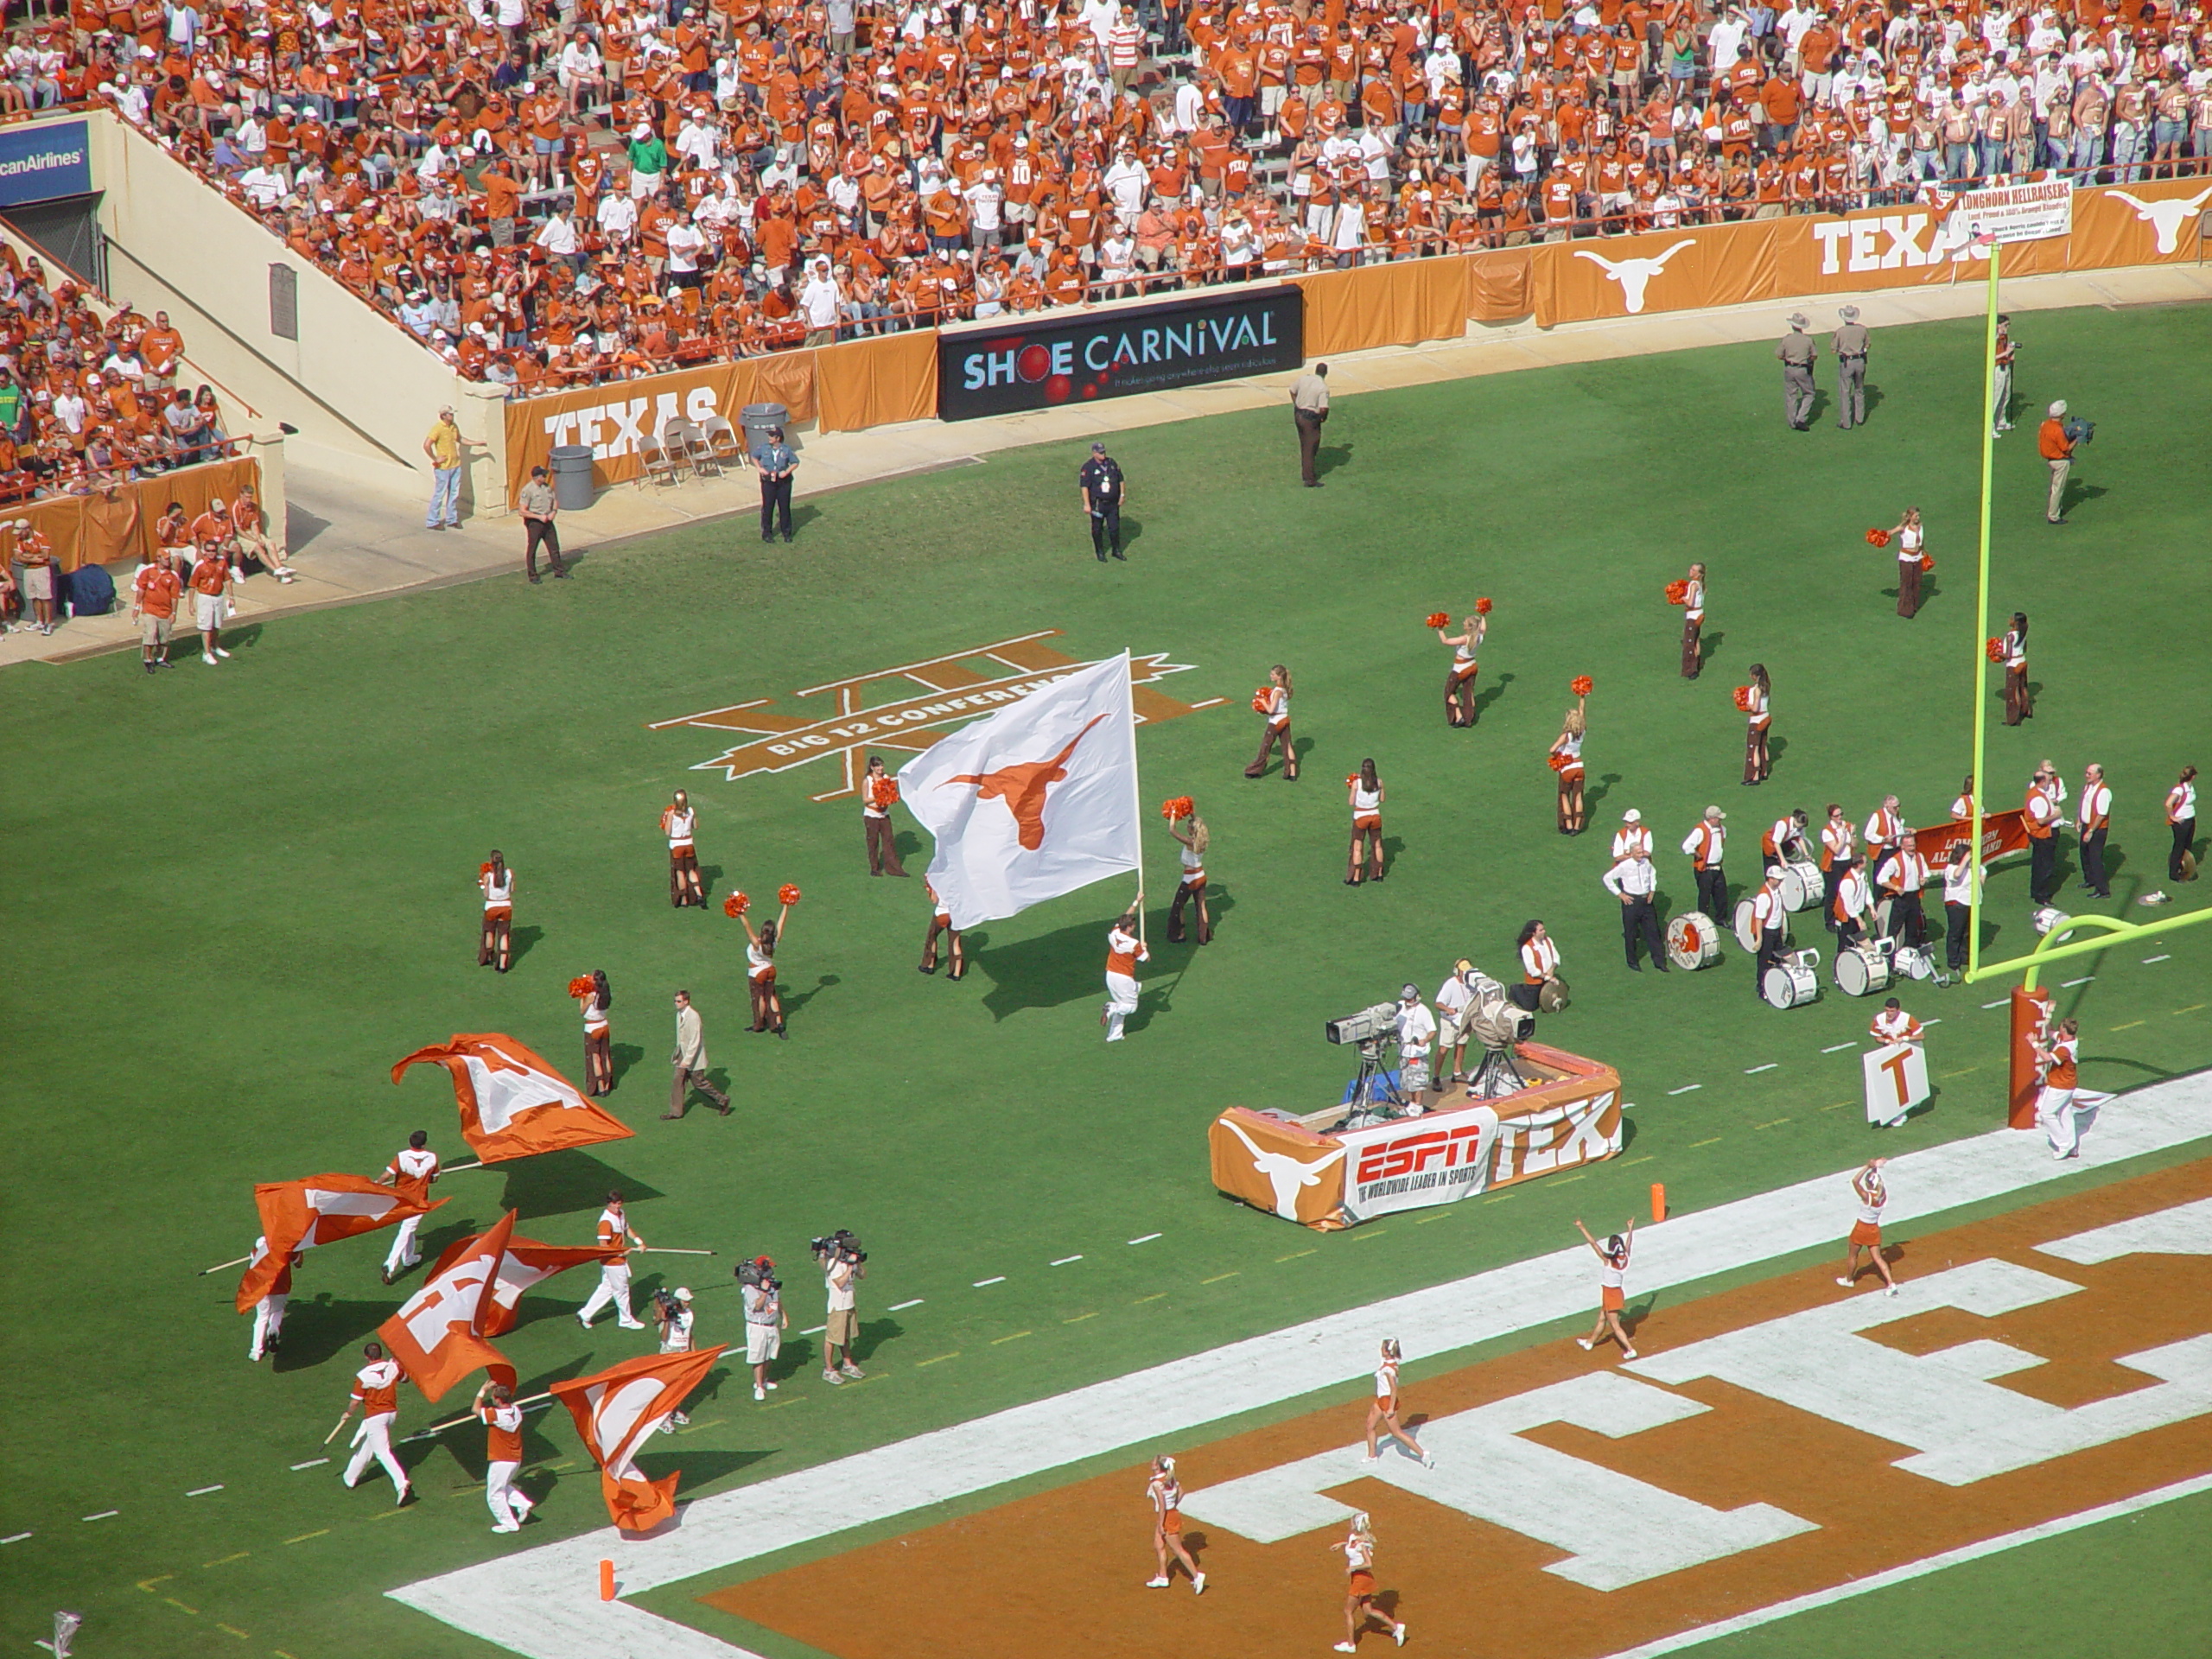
top-left (478, 851), bottom-right (514, 973)
top-left (740, 897), bottom-right (792, 1037)
top-left (1573, 1217), bottom-right (1638, 1359)
top-left (1346, 759), bottom-right (1386, 884)
top-left (1363, 1338), bottom-right (1433, 1466)
top-left (580, 969), bottom-right (613, 1096)
top-left (1331, 1513), bottom-right (1406, 1652)
top-left (1741, 663), bottom-right (1773, 785)
top-left (1143, 1455), bottom-right (1205, 1593)
top-left (663, 790), bottom-right (703, 907)
top-left (919, 880), bottom-right (964, 978)
top-left (1549, 705), bottom-right (1586, 835)
top-left (1166, 804), bottom-right (1211, 944)
top-left (1244, 664), bottom-right (1298, 781)
top-left (1436, 610), bottom-right (1486, 726)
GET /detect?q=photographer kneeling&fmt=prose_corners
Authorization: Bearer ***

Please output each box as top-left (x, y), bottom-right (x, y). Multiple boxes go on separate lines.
top-left (652, 1286), bottom-right (696, 1432)
top-left (814, 1230), bottom-right (868, 1384)
top-left (739, 1256), bottom-right (787, 1402)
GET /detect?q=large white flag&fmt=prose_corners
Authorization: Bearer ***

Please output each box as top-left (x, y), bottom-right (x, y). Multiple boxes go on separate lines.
top-left (899, 652), bottom-right (1140, 929)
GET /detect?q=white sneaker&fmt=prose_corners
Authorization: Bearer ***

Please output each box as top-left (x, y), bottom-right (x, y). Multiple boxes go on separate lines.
top-left (617, 1319), bottom-right (646, 1330)
top-left (1336, 1644), bottom-right (1358, 1653)
top-left (493, 1522), bottom-right (520, 1534)
top-left (1835, 1277), bottom-right (1855, 1287)
top-left (1395, 1622), bottom-right (1408, 1645)
top-left (1192, 1573), bottom-right (1206, 1595)
top-left (1146, 1576), bottom-right (1172, 1589)
top-left (1885, 1285), bottom-right (1900, 1297)
top-left (1621, 1347), bottom-right (1639, 1360)
top-left (577, 1315), bottom-right (593, 1329)
top-left (823, 1369), bottom-right (842, 1384)
top-left (1421, 1453), bottom-right (1438, 1470)
top-left (1576, 1337), bottom-right (1594, 1351)
top-left (214, 647), bottom-right (232, 658)
top-left (1361, 1452), bottom-right (1380, 1465)
top-left (766, 1380), bottom-right (779, 1390)
top-left (202, 652), bottom-right (219, 665)
top-left (753, 1383), bottom-right (766, 1401)
top-left (513, 1495), bottom-right (534, 1518)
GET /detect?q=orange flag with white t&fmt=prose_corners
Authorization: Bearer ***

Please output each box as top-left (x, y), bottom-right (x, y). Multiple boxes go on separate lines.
top-left (234, 1173), bottom-right (448, 1313)
top-left (550, 1346), bottom-right (726, 1534)
top-left (391, 1033), bottom-right (634, 1163)
top-left (428, 1227), bottom-right (620, 1338)
top-left (378, 1209), bottom-right (518, 1402)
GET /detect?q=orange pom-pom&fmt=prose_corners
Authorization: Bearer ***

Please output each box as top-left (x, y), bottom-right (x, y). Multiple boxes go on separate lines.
top-left (1548, 752), bottom-right (1570, 772)
top-left (779, 883), bottom-right (802, 906)
top-left (877, 779), bottom-right (900, 805)
top-left (1251, 688), bottom-right (1271, 714)
top-left (1160, 795), bottom-right (1194, 822)
top-left (1866, 527), bottom-right (1891, 547)
top-left (725, 892), bottom-right (750, 918)
top-left (1344, 774), bottom-right (1359, 788)
top-left (1425, 611), bottom-right (1451, 629)
top-left (1919, 552), bottom-right (1934, 574)
top-left (1571, 675), bottom-right (1593, 698)
top-left (1664, 578), bottom-right (1689, 605)
top-left (1475, 597), bottom-right (1492, 615)
top-left (1732, 685), bottom-right (1753, 711)
top-left (568, 975), bottom-right (596, 999)
top-left (1986, 637), bottom-right (2004, 662)
top-left (480, 860), bottom-right (495, 875)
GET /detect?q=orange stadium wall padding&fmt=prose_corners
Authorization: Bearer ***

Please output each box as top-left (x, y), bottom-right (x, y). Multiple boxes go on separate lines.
top-left (1531, 219), bottom-right (1784, 327)
top-left (2, 456), bottom-right (261, 573)
top-left (1294, 257), bottom-right (1473, 357)
top-left (1466, 248), bottom-right (1534, 321)
top-left (815, 329), bottom-right (938, 433)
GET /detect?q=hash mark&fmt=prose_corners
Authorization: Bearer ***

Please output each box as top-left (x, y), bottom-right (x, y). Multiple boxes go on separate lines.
top-left (1983, 999), bottom-right (2009, 1008)
top-left (972, 1276), bottom-right (1006, 1288)
top-left (1621, 1154), bottom-right (1655, 1166)
top-left (1550, 1173), bottom-right (1586, 1185)
top-left (1942, 1066), bottom-right (1980, 1077)
top-left (2176, 1004), bottom-right (2207, 1015)
top-left (202, 1552), bottom-right (250, 1568)
top-left (1128, 1233), bottom-right (1162, 1245)
top-left (187, 1484), bottom-right (225, 1497)
top-left (1753, 1117), bottom-right (1793, 1130)
top-left (1688, 1137), bottom-right (1723, 1147)
top-left (888, 1299), bottom-right (924, 1311)
top-left (1351, 1228), bottom-right (1389, 1242)
top-left (1063, 1312), bottom-right (1099, 1325)
top-left (283, 1529), bottom-right (330, 1545)
top-left (2061, 976), bottom-right (2094, 987)
top-left (989, 1331), bottom-right (1033, 1344)
top-left (1821, 1102), bottom-right (1850, 1111)
top-left (1821, 1042), bottom-right (1857, 1053)
top-left (800, 1325), bottom-right (825, 1336)
top-left (914, 1353), bottom-right (959, 1368)
top-left (289, 1459), bottom-right (327, 1471)
top-left (0, 1533), bottom-right (29, 1545)
top-left (2143, 954), bottom-right (2171, 963)
top-left (216, 1624), bottom-right (251, 1640)
top-left (163, 1598), bottom-right (199, 1615)
top-left (1745, 1064), bottom-right (1777, 1074)
top-left (2111, 1020), bottom-right (2145, 1031)
top-left (1134, 1292), bottom-right (1167, 1304)
top-left (81, 1511), bottom-right (118, 1522)
top-left (1200, 1271), bottom-right (1241, 1285)
top-left (1277, 1249), bottom-right (1317, 1262)
top-left (1668, 1084), bottom-right (1702, 1096)
top-left (135, 1577), bottom-right (173, 1592)
top-left (1921, 1019), bottom-right (1942, 1027)
top-left (1050, 1255), bottom-right (1084, 1266)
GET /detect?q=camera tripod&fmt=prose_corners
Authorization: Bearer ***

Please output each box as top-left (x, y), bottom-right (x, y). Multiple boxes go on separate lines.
top-left (1344, 1038), bottom-right (1411, 1126)
top-left (1465, 1042), bottom-right (1527, 1101)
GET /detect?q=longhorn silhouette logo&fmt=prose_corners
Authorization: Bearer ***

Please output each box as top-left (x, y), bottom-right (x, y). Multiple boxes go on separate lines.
top-left (939, 713), bottom-right (1109, 849)
top-left (1222, 1117), bottom-right (1346, 1220)
top-left (1572, 238), bottom-right (1696, 313)
top-left (2107, 188), bottom-right (2212, 255)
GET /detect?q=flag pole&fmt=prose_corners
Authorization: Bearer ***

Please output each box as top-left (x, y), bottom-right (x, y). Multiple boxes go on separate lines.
top-left (200, 1255), bottom-right (252, 1275)
top-left (443, 1160), bottom-right (491, 1173)
top-left (634, 1246), bottom-right (716, 1255)
top-left (403, 1390), bottom-right (557, 1444)
top-left (1122, 650), bottom-right (1146, 948)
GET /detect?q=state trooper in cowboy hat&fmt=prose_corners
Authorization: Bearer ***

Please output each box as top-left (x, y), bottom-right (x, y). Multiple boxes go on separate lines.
top-left (1833, 304), bottom-right (1872, 429)
top-left (1777, 312), bottom-right (1817, 429)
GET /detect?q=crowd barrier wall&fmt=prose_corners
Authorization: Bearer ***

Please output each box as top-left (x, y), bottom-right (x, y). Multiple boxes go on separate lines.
top-left (2, 454), bottom-right (263, 574)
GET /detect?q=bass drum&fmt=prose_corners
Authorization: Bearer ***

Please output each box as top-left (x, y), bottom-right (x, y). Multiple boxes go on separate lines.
top-left (1762, 952), bottom-right (1821, 1010)
top-left (1893, 944), bottom-right (1938, 982)
top-left (1666, 911), bottom-right (1723, 970)
top-left (1732, 897), bottom-right (1768, 952)
top-left (1834, 940), bottom-right (1895, 997)
top-left (1779, 859), bottom-right (1824, 912)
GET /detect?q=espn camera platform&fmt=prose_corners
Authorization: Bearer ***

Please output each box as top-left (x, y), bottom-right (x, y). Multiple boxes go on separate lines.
top-left (1209, 969), bottom-right (1624, 1230)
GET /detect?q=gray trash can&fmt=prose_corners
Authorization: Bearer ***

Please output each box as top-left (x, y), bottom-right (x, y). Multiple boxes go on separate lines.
top-left (550, 443), bottom-right (596, 512)
top-left (740, 403), bottom-right (788, 464)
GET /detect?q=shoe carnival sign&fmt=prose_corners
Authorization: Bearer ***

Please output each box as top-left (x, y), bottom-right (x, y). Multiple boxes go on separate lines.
top-left (938, 283), bottom-right (1304, 421)
top-left (1211, 1044), bottom-right (1624, 1228)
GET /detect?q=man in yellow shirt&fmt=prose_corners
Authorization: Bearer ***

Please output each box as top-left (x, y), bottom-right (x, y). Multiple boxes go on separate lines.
top-left (423, 406), bottom-right (474, 530)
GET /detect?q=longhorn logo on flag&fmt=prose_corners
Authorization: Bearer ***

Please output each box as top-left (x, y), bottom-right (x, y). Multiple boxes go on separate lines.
top-left (550, 1346), bottom-right (727, 1534)
top-left (429, 1228), bottom-right (620, 1337)
top-left (234, 1173), bottom-right (448, 1313)
top-left (391, 1033), bottom-right (635, 1163)
top-left (896, 652), bottom-right (1141, 930)
top-left (378, 1210), bottom-right (518, 1402)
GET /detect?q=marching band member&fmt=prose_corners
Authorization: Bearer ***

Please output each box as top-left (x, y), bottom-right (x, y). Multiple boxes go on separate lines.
top-left (1999, 612), bottom-right (2031, 725)
top-left (1682, 805), bottom-right (1728, 921)
top-left (1103, 904), bottom-right (1148, 1042)
top-left (1166, 804), bottom-right (1211, 944)
top-left (2037, 759), bottom-right (2069, 815)
top-left (1762, 808), bottom-right (1810, 874)
top-left (2076, 764), bottom-right (2112, 899)
top-left (338, 1342), bottom-right (413, 1504)
top-left (1611, 808), bottom-right (1652, 861)
top-left (1332, 1512), bottom-right (1406, 1654)
top-left (1870, 997), bottom-right (1923, 1048)
top-left (2034, 1016), bottom-right (2082, 1160)
top-left (1950, 774), bottom-right (1975, 820)
top-left (1819, 804), bottom-right (1855, 928)
top-left (1885, 506), bottom-right (1926, 619)
top-left (2024, 766), bottom-right (2062, 907)
top-left (1679, 562), bottom-right (1706, 679)
top-left (1602, 848), bottom-right (1669, 973)
top-left (246, 1235), bottom-right (301, 1362)
top-left (1573, 1217), bottom-right (1638, 1360)
top-left (581, 969), bottom-right (613, 1096)
top-left (1750, 868), bottom-right (1787, 998)
top-left (1550, 703), bottom-right (1587, 834)
top-left (1244, 664), bottom-right (1298, 781)
top-left (475, 1379), bottom-right (537, 1534)
top-left (1346, 759), bottom-right (1386, 884)
top-left (1741, 663), bottom-right (1772, 785)
top-left (1437, 610), bottom-right (1486, 727)
top-left (919, 879), bottom-right (964, 978)
top-left (478, 851), bottom-right (514, 972)
top-left (1877, 832), bottom-right (1930, 946)
top-left (1362, 1338), bottom-right (1433, 1466)
top-left (662, 790), bottom-right (704, 907)
top-left (1837, 1156), bottom-right (1900, 1295)
top-left (2168, 766), bottom-right (2199, 882)
top-left (740, 897), bottom-right (793, 1037)
top-left (1861, 795), bottom-right (1903, 899)
top-left (1512, 920), bottom-right (1562, 1014)
top-left (861, 756), bottom-right (907, 877)
top-left (1830, 856), bottom-right (1875, 950)
top-left (378, 1130), bottom-right (439, 1286)
top-left (1942, 841), bottom-right (1975, 972)
top-left (1144, 1455), bottom-right (1205, 1594)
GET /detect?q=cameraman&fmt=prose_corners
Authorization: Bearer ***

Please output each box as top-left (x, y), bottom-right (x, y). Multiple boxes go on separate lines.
top-left (740, 1256), bottom-right (787, 1402)
top-left (2037, 400), bottom-right (2076, 525)
top-left (815, 1233), bottom-right (867, 1384)
top-left (652, 1287), bottom-right (695, 1431)
top-left (1394, 984), bottom-right (1437, 1101)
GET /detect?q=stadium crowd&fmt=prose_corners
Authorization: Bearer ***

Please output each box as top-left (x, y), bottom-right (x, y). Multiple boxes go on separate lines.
top-left (7, 0), bottom-right (2211, 392)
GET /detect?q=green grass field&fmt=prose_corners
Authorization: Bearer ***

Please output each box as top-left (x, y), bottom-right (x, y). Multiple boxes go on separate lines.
top-left (3, 301), bottom-right (2208, 1659)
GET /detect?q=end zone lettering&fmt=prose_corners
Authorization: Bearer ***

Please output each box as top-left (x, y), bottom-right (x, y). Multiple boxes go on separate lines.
top-left (938, 285), bottom-right (1304, 421)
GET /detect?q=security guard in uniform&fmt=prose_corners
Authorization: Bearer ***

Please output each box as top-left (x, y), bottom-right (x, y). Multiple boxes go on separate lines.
top-left (1833, 305), bottom-right (1871, 429)
top-left (1777, 314), bottom-right (1817, 429)
top-left (757, 426), bottom-right (799, 543)
top-left (1077, 442), bottom-right (1126, 561)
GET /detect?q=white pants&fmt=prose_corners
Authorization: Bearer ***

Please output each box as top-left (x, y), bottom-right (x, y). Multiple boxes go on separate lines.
top-left (344, 1413), bottom-right (407, 1496)
top-left (580, 1262), bottom-right (639, 1325)
top-left (385, 1214), bottom-right (423, 1272)
top-left (486, 1459), bottom-right (533, 1528)
top-left (1104, 970), bottom-right (1140, 1042)
top-left (2037, 1086), bottom-right (2078, 1157)
top-left (250, 1293), bottom-right (287, 1359)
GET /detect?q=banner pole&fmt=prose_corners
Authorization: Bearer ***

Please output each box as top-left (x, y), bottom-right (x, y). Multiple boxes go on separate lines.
top-left (1122, 651), bottom-right (1147, 949)
top-left (1967, 232), bottom-right (1999, 982)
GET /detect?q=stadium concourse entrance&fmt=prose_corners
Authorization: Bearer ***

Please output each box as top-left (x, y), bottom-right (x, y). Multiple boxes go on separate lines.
top-left (2, 190), bottom-right (107, 292)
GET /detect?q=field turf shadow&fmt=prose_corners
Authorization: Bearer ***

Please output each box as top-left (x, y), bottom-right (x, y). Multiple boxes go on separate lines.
top-left (976, 918), bottom-right (1120, 1020)
top-left (499, 1149), bottom-right (664, 1220)
top-left (270, 1294), bottom-right (389, 1372)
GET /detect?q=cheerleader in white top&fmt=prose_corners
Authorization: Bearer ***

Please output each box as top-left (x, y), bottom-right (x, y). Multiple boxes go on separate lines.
top-left (1999, 612), bottom-right (2031, 726)
top-left (1674, 562), bottom-right (1706, 679)
top-left (1950, 774), bottom-right (1975, 821)
top-left (1573, 1217), bottom-right (1638, 1359)
top-left (578, 968), bottom-right (613, 1096)
top-left (918, 879), bottom-right (964, 979)
top-left (1143, 1455), bottom-right (1205, 1593)
top-left (1740, 662), bottom-right (1772, 785)
top-left (478, 851), bottom-right (515, 973)
top-left (1435, 604), bottom-right (1488, 727)
top-left (1244, 664), bottom-right (1298, 781)
top-left (1362, 1338), bottom-right (1433, 1466)
top-left (1166, 803), bottom-right (1211, 944)
top-left (738, 894), bottom-right (793, 1038)
top-left (1331, 1512), bottom-right (1406, 1652)
top-left (1838, 1157), bottom-right (1900, 1294)
top-left (2167, 766), bottom-right (2198, 883)
top-left (1549, 698), bottom-right (1587, 836)
top-left (1885, 506), bottom-right (1926, 619)
top-left (1346, 759), bottom-right (1386, 885)
top-left (662, 790), bottom-right (704, 908)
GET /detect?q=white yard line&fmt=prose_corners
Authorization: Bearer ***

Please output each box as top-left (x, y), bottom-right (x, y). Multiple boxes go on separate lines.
top-left (389, 1072), bottom-right (2212, 1659)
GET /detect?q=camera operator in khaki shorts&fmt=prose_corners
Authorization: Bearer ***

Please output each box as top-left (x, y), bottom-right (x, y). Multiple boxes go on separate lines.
top-left (816, 1231), bottom-right (867, 1384)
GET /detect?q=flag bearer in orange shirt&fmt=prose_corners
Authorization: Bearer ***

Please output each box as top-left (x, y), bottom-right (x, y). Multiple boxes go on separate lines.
top-left (474, 1379), bottom-right (537, 1533)
top-left (338, 1342), bottom-right (414, 1503)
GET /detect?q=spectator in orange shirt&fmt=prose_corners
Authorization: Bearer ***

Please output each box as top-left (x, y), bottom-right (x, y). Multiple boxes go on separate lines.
top-left (131, 546), bottom-right (182, 673)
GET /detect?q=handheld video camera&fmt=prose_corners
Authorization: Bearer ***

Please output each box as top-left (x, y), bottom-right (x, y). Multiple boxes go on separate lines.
top-left (736, 1256), bottom-right (780, 1293)
top-left (810, 1229), bottom-right (866, 1265)
top-left (2062, 416), bottom-right (2094, 444)
top-left (650, 1287), bottom-right (683, 1319)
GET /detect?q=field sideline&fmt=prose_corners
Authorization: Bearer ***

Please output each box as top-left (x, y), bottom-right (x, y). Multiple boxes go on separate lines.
top-left (2, 301), bottom-right (2208, 1658)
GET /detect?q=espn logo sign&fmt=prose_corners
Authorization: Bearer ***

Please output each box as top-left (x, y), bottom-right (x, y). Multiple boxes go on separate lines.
top-left (1344, 1092), bottom-right (1621, 1222)
top-left (1355, 1117), bottom-right (1499, 1186)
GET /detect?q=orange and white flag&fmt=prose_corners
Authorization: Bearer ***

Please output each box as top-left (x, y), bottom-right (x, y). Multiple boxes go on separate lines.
top-left (429, 1228), bottom-right (620, 1338)
top-left (391, 1033), bottom-right (634, 1164)
top-left (550, 1346), bottom-right (726, 1534)
top-left (378, 1210), bottom-right (518, 1402)
top-left (234, 1173), bottom-right (448, 1313)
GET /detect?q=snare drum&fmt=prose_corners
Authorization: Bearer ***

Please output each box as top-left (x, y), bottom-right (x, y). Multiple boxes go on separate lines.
top-left (1779, 859), bottom-right (1822, 912)
top-left (1762, 949), bottom-right (1821, 1010)
top-left (1834, 939), bottom-right (1895, 997)
top-left (1666, 910), bottom-right (1724, 970)
top-left (1893, 944), bottom-right (1937, 981)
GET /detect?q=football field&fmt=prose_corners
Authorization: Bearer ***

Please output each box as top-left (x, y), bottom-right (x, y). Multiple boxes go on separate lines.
top-left (3, 300), bottom-right (2209, 1658)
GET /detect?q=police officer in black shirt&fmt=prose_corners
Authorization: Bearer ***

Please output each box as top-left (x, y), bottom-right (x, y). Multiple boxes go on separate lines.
top-left (1077, 442), bottom-right (1125, 562)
